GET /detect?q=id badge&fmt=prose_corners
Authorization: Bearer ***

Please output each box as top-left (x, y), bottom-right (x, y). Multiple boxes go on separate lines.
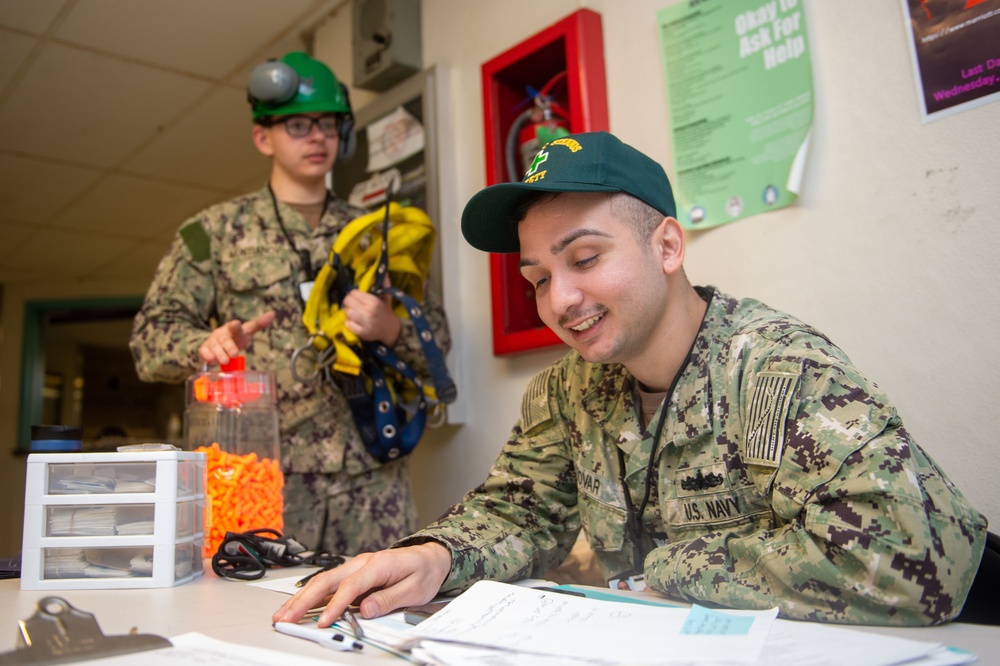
top-left (298, 280), bottom-right (315, 303)
top-left (609, 574), bottom-right (647, 592)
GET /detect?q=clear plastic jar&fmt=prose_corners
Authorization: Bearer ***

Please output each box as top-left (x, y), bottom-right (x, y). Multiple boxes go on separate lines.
top-left (184, 357), bottom-right (282, 556)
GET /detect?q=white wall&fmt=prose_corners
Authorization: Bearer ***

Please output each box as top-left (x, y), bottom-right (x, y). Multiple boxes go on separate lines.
top-left (316, 0), bottom-right (1000, 529)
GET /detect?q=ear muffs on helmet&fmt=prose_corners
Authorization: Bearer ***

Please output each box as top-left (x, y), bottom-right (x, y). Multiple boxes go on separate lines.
top-left (247, 56), bottom-right (356, 161)
top-left (336, 85), bottom-right (357, 161)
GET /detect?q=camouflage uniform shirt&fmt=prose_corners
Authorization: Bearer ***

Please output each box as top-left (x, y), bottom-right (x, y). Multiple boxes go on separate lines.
top-left (406, 287), bottom-right (986, 625)
top-left (130, 185), bottom-right (451, 476)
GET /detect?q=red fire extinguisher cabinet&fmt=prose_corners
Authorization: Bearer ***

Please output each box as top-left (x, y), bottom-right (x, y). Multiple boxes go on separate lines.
top-left (480, 9), bottom-right (609, 355)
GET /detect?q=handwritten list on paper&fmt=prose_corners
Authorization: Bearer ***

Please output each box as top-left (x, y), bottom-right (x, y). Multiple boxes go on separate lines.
top-left (405, 581), bottom-right (776, 664)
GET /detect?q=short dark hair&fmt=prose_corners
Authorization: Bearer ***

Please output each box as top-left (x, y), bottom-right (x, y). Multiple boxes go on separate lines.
top-left (511, 191), bottom-right (665, 246)
top-left (609, 192), bottom-right (665, 244)
top-left (511, 191), bottom-right (560, 224)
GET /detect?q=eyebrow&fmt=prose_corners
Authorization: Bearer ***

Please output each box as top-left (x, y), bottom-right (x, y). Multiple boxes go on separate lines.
top-left (518, 228), bottom-right (612, 269)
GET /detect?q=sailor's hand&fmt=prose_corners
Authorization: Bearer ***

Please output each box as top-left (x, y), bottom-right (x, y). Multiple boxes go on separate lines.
top-left (271, 542), bottom-right (451, 627)
top-left (342, 289), bottom-right (401, 346)
top-left (199, 311), bottom-right (276, 366)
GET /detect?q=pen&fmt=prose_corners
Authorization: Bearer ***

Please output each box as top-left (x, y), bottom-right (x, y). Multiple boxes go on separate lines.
top-left (273, 621), bottom-right (363, 651)
top-left (295, 565), bottom-right (333, 588)
top-left (342, 608), bottom-right (365, 639)
top-left (294, 554), bottom-right (346, 587)
top-left (535, 586), bottom-right (586, 597)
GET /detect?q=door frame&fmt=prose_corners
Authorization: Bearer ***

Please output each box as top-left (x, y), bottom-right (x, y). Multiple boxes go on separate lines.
top-left (17, 296), bottom-right (144, 452)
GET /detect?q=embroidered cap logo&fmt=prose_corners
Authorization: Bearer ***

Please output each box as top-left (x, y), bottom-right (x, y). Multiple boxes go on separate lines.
top-left (298, 75), bottom-right (315, 97)
top-left (525, 149), bottom-right (548, 178)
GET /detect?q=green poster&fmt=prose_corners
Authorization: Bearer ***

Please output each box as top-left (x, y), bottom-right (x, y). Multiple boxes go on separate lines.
top-left (657, 0), bottom-right (814, 230)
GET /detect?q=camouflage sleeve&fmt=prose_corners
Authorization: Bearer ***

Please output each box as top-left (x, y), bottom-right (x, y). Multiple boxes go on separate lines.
top-left (129, 217), bottom-right (217, 383)
top-left (400, 364), bottom-right (581, 594)
top-left (644, 334), bottom-right (988, 625)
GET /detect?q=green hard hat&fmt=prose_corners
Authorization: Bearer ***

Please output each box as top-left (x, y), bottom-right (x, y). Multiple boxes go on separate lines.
top-left (247, 51), bottom-right (350, 119)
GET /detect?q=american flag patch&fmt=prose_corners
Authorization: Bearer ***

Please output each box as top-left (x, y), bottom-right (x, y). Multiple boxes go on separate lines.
top-left (745, 372), bottom-right (798, 467)
top-left (521, 367), bottom-right (554, 430)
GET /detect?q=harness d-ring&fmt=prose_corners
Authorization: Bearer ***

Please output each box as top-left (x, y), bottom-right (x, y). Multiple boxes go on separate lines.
top-left (290, 333), bottom-right (335, 384)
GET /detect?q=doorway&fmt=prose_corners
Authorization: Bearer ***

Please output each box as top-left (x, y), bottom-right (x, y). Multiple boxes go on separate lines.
top-left (18, 297), bottom-right (185, 452)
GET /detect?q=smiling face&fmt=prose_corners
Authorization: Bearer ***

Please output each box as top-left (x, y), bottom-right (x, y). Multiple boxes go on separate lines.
top-left (517, 192), bottom-right (674, 367)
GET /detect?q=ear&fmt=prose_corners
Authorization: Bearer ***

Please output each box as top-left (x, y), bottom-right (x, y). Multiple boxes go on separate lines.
top-left (652, 216), bottom-right (686, 276)
top-left (251, 124), bottom-right (274, 157)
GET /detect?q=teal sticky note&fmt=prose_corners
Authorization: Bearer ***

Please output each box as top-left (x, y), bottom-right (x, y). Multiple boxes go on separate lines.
top-left (681, 605), bottom-right (754, 635)
top-left (549, 585), bottom-right (681, 608)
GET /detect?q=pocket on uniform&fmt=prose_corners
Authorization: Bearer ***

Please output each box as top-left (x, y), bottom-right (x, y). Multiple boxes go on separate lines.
top-left (580, 498), bottom-right (627, 554)
top-left (224, 254), bottom-right (291, 292)
top-left (220, 250), bottom-right (293, 322)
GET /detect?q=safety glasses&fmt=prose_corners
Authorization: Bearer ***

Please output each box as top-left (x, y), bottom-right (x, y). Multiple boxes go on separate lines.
top-left (266, 114), bottom-right (341, 138)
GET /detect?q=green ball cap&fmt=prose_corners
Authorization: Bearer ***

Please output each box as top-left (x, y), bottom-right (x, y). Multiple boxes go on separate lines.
top-left (460, 131), bottom-right (677, 253)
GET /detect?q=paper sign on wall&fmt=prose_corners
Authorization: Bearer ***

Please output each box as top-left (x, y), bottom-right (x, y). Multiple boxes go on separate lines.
top-left (657, 0), bottom-right (814, 230)
top-left (365, 106), bottom-right (425, 173)
top-left (900, 0), bottom-right (1000, 123)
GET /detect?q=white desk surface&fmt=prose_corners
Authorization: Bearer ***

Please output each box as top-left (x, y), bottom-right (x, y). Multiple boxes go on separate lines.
top-left (0, 569), bottom-right (997, 663)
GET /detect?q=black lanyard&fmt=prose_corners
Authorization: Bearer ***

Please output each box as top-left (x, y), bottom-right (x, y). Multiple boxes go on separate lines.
top-left (615, 294), bottom-right (712, 574)
top-left (616, 375), bottom-right (675, 574)
top-left (267, 183), bottom-right (329, 286)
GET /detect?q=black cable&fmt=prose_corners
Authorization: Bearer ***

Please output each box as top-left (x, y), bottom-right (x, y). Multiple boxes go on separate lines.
top-left (616, 292), bottom-right (713, 573)
top-left (267, 182), bottom-right (329, 289)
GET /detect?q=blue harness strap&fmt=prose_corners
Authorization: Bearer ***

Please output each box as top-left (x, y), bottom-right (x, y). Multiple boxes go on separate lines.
top-left (329, 200), bottom-right (456, 463)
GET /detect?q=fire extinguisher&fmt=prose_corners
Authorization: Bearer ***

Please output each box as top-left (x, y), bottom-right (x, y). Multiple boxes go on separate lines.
top-left (505, 71), bottom-right (571, 182)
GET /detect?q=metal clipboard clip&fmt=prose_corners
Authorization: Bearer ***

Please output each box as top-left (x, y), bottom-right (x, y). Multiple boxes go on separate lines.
top-left (0, 596), bottom-right (171, 665)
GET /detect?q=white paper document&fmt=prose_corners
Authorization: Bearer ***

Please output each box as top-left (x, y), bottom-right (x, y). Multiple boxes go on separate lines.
top-left (61, 632), bottom-right (349, 665)
top-left (404, 581), bottom-right (776, 664)
top-left (390, 582), bottom-right (969, 666)
top-left (247, 569), bottom-right (314, 594)
top-left (247, 577), bottom-right (975, 666)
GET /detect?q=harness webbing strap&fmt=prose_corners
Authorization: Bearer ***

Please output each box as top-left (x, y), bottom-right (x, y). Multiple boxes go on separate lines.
top-left (301, 202), bottom-right (456, 462)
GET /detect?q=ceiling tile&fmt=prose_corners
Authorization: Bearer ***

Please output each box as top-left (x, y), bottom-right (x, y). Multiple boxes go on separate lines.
top-left (123, 87), bottom-right (271, 190)
top-left (0, 0), bottom-right (353, 291)
top-left (0, 28), bottom-right (37, 90)
top-left (0, 265), bottom-right (50, 284)
top-left (0, 0), bottom-right (69, 34)
top-left (0, 153), bottom-right (102, 223)
top-left (2, 227), bottom-right (135, 277)
top-left (151, 225), bottom-right (182, 244)
top-left (0, 221), bottom-right (34, 260)
top-left (56, 0), bottom-right (321, 79)
top-left (50, 174), bottom-right (226, 238)
top-left (0, 43), bottom-right (213, 168)
top-left (236, 171), bottom-right (272, 194)
top-left (88, 238), bottom-right (174, 283)
top-left (228, 31), bottom-right (313, 86)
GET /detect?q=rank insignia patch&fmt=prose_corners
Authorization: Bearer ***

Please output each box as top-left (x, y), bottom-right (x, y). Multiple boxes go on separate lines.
top-left (745, 372), bottom-right (798, 467)
top-left (681, 470), bottom-right (725, 491)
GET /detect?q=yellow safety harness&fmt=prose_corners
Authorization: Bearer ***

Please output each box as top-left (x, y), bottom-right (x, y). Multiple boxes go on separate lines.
top-left (295, 202), bottom-right (456, 462)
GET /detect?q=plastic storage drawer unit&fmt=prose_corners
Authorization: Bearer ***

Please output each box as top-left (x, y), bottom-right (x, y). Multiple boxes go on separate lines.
top-left (21, 450), bottom-right (207, 590)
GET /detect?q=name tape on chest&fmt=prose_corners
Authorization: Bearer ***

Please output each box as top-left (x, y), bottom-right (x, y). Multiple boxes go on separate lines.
top-left (577, 469), bottom-right (622, 507)
top-left (668, 495), bottom-right (744, 524)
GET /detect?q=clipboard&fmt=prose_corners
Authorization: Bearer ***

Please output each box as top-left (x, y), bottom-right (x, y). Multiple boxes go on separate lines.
top-left (0, 596), bottom-right (171, 665)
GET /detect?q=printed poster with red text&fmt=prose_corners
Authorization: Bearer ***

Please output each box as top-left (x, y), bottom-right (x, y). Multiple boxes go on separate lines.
top-left (901, 0), bottom-right (1000, 123)
top-left (657, 0), bottom-right (814, 230)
